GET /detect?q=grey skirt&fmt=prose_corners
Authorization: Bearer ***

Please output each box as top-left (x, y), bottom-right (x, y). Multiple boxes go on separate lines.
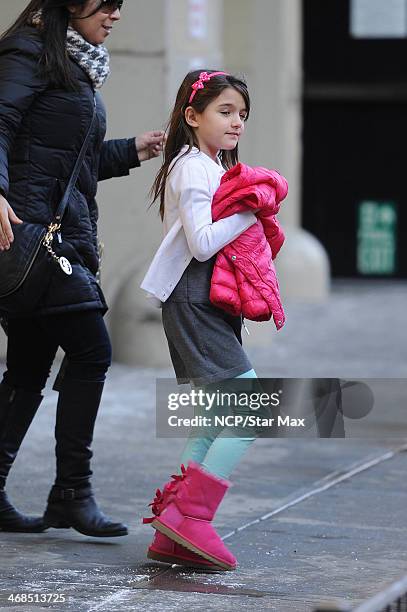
top-left (162, 256), bottom-right (252, 385)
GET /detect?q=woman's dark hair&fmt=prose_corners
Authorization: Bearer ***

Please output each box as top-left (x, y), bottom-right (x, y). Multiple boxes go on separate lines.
top-left (0, 0), bottom-right (93, 90)
top-left (151, 70), bottom-right (251, 220)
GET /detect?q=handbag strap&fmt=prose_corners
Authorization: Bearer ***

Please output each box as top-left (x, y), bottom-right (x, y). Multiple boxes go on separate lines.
top-left (54, 95), bottom-right (97, 223)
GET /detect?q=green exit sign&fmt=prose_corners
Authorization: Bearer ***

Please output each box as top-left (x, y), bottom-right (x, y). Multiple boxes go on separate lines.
top-left (357, 201), bottom-right (397, 275)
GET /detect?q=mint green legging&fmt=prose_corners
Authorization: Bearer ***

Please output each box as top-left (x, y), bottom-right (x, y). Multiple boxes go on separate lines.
top-left (178, 369), bottom-right (258, 480)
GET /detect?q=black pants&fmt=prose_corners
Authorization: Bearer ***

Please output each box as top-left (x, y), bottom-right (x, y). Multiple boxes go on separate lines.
top-left (2, 310), bottom-right (112, 393)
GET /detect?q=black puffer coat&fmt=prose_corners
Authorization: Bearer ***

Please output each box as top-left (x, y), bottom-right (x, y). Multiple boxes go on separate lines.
top-left (0, 27), bottom-right (140, 315)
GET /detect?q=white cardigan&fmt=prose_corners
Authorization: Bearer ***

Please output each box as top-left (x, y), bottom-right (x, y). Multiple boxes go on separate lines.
top-left (140, 146), bottom-right (256, 304)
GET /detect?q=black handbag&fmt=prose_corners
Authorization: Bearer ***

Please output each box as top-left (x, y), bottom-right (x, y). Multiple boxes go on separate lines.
top-left (0, 98), bottom-right (96, 315)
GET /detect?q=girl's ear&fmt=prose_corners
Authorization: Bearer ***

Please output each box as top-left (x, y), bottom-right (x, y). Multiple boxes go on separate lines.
top-left (185, 106), bottom-right (199, 128)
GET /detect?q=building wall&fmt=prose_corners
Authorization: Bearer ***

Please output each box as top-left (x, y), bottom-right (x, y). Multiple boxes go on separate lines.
top-left (223, 0), bottom-right (302, 227)
top-left (94, 0), bottom-right (167, 364)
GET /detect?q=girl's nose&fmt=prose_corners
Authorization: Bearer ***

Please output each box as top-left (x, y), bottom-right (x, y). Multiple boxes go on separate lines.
top-left (232, 115), bottom-right (244, 128)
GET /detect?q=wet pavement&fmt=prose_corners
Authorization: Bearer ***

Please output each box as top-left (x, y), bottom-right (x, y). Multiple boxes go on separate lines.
top-left (0, 279), bottom-right (406, 611)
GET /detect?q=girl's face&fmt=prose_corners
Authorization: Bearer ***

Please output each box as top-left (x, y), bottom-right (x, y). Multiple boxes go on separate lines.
top-left (185, 87), bottom-right (248, 161)
top-left (68, 0), bottom-right (122, 45)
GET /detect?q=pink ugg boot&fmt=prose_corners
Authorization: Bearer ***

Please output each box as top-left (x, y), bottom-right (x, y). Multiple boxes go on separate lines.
top-left (151, 461), bottom-right (237, 571)
top-left (143, 465), bottom-right (219, 570)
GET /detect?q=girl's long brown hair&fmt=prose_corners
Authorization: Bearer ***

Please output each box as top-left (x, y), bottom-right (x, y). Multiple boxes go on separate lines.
top-left (151, 70), bottom-right (251, 220)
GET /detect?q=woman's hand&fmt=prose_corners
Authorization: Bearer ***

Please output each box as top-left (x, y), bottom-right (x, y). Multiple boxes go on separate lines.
top-left (135, 130), bottom-right (166, 162)
top-left (0, 194), bottom-right (23, 251)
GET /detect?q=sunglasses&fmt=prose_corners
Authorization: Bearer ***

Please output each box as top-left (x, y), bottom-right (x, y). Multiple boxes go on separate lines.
top-left (97, 0), bottom-right (124, 13)
top-left (73, 0), bottom-right (124, 19)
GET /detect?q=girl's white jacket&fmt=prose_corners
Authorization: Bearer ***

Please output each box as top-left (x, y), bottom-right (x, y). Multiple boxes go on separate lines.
top-left (140, 146), bottom-right (256, 305)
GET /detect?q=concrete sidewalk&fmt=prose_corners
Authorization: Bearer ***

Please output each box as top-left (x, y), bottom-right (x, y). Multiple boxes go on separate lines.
top-left (0, 279), bottom-right (406, 611)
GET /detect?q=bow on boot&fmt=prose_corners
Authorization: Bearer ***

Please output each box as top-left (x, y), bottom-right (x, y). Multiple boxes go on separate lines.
top-left (143, 464), bottom-right (187, 524)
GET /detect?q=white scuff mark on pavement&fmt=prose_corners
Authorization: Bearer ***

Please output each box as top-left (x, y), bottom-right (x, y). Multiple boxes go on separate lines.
top-left (87, 588), bottom-right (131, 611)
top-left (129, 574), bottom-right (150, 583)
top-left (51, 569), bottom-right (86, 576)
top-left (23, 580), bottom-right (91, 589)
top-left (177, 573), bottom-right (245, 588)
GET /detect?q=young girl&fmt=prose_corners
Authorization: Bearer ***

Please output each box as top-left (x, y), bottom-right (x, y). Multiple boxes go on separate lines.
top-left (141, 70), bottom-right (285, 571)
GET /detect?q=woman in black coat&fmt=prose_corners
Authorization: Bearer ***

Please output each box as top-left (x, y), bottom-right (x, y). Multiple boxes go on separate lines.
top-left (0, 0), bottom-right (164, 536)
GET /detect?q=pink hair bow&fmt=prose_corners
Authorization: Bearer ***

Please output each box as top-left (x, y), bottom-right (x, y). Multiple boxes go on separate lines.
top-left (189, 71), bottom-right (228, 103)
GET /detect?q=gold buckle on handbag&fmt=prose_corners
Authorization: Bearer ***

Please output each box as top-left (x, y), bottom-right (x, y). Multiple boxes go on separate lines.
top-left (43, 223), bottom-right (72, 276)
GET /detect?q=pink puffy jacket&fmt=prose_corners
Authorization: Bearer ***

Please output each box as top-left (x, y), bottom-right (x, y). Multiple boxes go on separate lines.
top-left (210, 163), bottom-right (288, 329)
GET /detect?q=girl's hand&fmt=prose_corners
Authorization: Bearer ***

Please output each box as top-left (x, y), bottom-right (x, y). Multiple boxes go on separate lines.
top-left (0, 194), bottom-right (23, 251)
top-left (135, 130), bottom-right (166, 162)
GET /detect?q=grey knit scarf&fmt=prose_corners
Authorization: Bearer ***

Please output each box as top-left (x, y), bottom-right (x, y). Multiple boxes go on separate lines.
top-left (66, 25), bottom-right (110, 90)
top-left (31, 10), bottom-right (110, 89)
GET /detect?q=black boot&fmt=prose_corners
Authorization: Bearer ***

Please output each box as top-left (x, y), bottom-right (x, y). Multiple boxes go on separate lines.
top-left (0, 383), bottom-right (46, 532)
top-left (45, 484), bottom-right (127, 537)
top-left (43, 379), bottom-right (128, 537)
